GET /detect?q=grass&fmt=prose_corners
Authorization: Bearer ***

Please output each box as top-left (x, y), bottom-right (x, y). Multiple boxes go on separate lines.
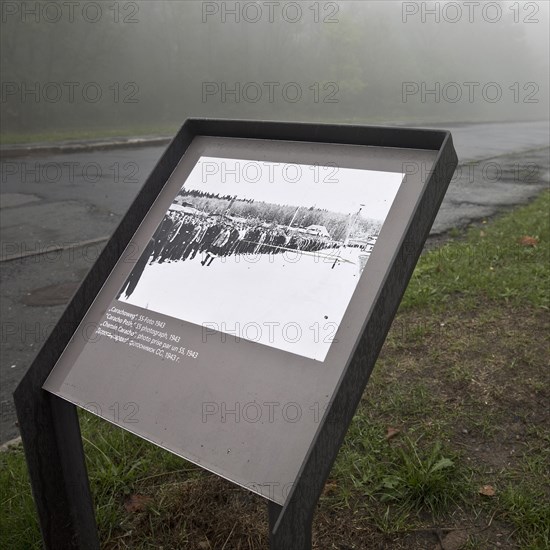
top-left (0, 445), bottom-right (40, 548)
top-left (500, 484), bottom-right (550, 549)
top-left (0, 125), bottom-right (178, 146)
top-left (0, 119), bottom-right (404, 146)
top-left (1, 191), bottom-right (548, 549)
top-left (403, 205), bottom-right (549, 311)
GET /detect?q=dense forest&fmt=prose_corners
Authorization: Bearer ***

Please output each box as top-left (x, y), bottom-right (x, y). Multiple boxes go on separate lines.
top-left (1, 1), bottom-right (548, 137)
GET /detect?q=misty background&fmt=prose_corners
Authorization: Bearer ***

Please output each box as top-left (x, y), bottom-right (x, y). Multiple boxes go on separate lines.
top-left (1, 0), bottom-right (549, 140)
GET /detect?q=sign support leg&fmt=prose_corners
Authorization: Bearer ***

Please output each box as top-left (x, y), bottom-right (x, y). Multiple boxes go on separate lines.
top-left (268, 500), bottom-right (313, 550)
top-left (15, 387), bottom-right (99, 550)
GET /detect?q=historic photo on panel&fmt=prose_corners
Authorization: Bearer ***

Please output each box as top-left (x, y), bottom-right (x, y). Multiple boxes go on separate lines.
top-left (117, 157), bottom-right (404, 360)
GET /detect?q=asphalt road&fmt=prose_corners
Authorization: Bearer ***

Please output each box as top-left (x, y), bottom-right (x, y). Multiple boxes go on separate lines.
top-left (1, 120), bottom-right (549, 443)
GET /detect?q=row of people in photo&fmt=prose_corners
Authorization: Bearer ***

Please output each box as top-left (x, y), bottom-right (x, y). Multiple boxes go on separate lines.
top-left (149, 211), bottom-right (335, 266)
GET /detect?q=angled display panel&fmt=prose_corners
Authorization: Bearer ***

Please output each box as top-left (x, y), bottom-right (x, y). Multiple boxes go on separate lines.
top-left (37, 121), bottom-right (457, 508)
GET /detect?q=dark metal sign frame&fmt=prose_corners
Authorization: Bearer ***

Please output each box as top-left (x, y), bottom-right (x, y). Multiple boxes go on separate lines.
top-left (14, 119), bottom-right (457, 549)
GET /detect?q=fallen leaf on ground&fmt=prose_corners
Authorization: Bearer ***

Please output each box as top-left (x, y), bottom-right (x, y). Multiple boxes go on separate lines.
top-left (386, 426), bottom-right (401, 441)
top-left (479, 485), bottom-right (496, 497)
top-left (519, 236), bottom-right (539, 247)
top-left (432, 529), bottom-right (469, 550)
top-left (124, 494), bottom-right (152, 513)
top-left (322, 481), bottom-right (338, 496)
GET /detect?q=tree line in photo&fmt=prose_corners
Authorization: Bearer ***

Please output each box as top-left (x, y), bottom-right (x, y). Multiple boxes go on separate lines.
top-left (179, 190), bottom-right (381, 241)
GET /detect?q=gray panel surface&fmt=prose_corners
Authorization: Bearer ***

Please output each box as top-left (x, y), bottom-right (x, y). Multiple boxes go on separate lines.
top-left (44, 136), bottom-right (437, 505)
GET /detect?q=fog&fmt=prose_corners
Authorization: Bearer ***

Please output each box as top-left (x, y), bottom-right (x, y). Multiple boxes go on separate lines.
top-left (1, 0), bottom-right (548, 138)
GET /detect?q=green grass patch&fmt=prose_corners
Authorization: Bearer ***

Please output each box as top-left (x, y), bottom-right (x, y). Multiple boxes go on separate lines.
top-left (500, 484), bottom-right (550, 549)
top-left (80, 413), bottom-right (198, 541)
top-left (0, 446), bottom-right (40, 550)
top-left (0, 125), bottom-right (178, 146)
top-left (1, 191), bottom-right (548, 549)
top-left (404, 192), bottom-right (549, 311)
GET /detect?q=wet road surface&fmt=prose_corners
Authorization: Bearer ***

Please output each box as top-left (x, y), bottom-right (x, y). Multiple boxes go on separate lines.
top-left (1, 120), bottom-right (548, 442)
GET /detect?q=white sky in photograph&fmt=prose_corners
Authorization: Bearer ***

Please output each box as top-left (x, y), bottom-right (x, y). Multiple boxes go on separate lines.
top-left (181, 156), bottom-right (404, 221)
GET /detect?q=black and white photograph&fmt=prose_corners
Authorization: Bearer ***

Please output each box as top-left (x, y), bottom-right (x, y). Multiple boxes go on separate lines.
top-left (117, 157), bottom-right (404, 360)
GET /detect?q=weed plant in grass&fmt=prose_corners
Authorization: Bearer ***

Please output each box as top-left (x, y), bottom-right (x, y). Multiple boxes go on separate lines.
top-left (327, 415), bottom-right (469, 535)
top-left (0, 191), bottom-right (548, 549)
